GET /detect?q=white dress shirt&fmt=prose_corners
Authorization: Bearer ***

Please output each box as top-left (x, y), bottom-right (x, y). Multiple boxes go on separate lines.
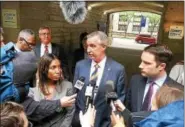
top-left (14, 43), bottom-right (21, 52)
top-left (90, 56), bottom-right (107, 87)
top-left (40, 43), bottom-right (52, 57)
top-left (143, 73), bottom-right (167, 107)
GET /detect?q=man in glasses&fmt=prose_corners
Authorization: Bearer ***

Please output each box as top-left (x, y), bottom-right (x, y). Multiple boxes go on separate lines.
top-left (14, 29), bottom-right (36, 52)
top-left (0, 29), bottom-right (76, 127)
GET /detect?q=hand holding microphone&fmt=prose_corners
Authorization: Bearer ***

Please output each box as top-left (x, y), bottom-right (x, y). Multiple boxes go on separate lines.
top-left (63, 76), bottom-right (84, 107)
top-left (110, 111), bottom-right (125, 127)
top-left (105, 80), bottom-right (118, 112)
top-left (74, 76), bottom-right (85, 94)
top-left (84, 81), bottom-right (96, 113)
top-left (60, 94), bottom-right (77, 107)
top-left (114, 99), bottom-right (126, 112)
top-left (79, 104), bottom-right (96, 127)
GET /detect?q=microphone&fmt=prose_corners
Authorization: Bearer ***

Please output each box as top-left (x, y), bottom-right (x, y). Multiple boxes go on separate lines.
top-left (105, 80), bottom-right (118, 112)
top-left (59, 1), bottom-right (87, 24)
top-left (92, 86), bottom-right (99, 105)
top-left (84, 80), bottom-right (96, 113)
top-left (74, 76), bottom-right (85, 94)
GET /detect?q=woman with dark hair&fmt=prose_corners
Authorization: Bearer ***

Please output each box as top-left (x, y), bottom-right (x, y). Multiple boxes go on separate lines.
top-left (28, 53), bottom-right (75, 127)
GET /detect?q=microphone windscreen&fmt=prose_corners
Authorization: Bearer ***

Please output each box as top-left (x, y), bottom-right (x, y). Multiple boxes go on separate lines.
top-left (59, 1), bottom-right (87, 24)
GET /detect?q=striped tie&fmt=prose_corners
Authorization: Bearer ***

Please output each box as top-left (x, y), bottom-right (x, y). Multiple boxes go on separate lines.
top-left (90, 64), bottom-right (99, 82)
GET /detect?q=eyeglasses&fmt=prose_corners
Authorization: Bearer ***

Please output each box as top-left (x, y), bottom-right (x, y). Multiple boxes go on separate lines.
top-left (19, 37), bottom-right (35, 49)
top-left (39, 32), bottom-right (50, 36)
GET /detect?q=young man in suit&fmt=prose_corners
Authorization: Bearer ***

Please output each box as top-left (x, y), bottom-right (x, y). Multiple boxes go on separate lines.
top-left (127, 44), bottom-right (180, 112)
top-left (73, 31), bottom-right (126, 127)
top-left (34, 26), bottom-right (70, 80)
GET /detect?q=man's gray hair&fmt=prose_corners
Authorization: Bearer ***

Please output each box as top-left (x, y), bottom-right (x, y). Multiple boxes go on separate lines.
top-left (87, 31), bottom-right (108, 46)
top-left (18, 29), bottom-right (35, 40)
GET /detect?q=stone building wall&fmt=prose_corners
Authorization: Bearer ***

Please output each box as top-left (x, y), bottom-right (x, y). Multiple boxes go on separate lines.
top-left (1, 1), bottom-right (107, 52)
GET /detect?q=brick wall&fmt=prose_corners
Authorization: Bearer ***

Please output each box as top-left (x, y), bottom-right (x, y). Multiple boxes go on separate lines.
top-left (1, 1), bottom-right (107, 52)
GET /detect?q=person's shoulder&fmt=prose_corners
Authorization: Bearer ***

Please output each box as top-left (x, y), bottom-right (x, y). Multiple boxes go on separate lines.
top-left (16, 51), bottom-right (38, 62)
top-left (61, 80), bottom-right (73, 88)
top-left (51, 42), bottom-right (64, 47)
top-left (62, 80), bottom-right (72, 85)
top-left (131, 74), bottom-right (146, 81)
top-left (131, 111), bottom-right (153, 122)
top-left (35, 42), bottom-right (41, 47)
top-left (165, 77), bottom-right (184, 88)
top-left (76, 58), bottom-right (90, 66)
top-left (172, 64), bottom-right (184, 69)
top-left (108, 57), bottom-right (124, 69)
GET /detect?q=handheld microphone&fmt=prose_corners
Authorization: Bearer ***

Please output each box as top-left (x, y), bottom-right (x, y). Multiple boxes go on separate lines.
top-left (59, 1), bottom-right (87, 24)
top-left (92, 86), bottom-right (99, 105)
top-left (66, 88), bottom-right (74, 96)
top-left (84, 80), bottom-right (96, 113)
top-left (74, 76), bottom-right (85, 94)
top-left (105, 80), bottom-right (118, 111)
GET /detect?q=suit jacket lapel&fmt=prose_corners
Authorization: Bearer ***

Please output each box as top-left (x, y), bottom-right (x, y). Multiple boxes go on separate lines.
top-left (164, 76), bottom-right (170, 84)
top-left (51, 43), bottom-right (57, 55)
top-left (100, 58), bottom-right (111, 86)
top-left (86, 59), bottom-right (91, 83)
top-left (137, 77), bottom-right (147, 111)
top-left (34, 43), bottom-right (41, 57)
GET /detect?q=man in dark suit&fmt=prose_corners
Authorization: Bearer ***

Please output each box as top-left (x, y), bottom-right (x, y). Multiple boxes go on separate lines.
top-left (127, 44), bottom-right (177, 112)
top-left (72, 32), bottom-right (88, 78)
top-left (34, 26), bottom-right (70, 80)
top-left (73, 31), bottom-right (126, 127)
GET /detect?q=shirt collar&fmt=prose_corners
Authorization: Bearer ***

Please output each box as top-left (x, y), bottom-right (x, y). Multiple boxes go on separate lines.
top-left (147, 72), bottom-right (167, 87)
top-left (14, 44), bottom-right (21, 52)
top-left (92, 56), bottom-right (107, 68)
top-left (41, 43), bottom-right (51, 48)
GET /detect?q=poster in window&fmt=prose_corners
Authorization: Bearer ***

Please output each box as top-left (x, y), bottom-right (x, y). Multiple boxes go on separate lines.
top-left (168, 25), bottom-right (184, 39)
top-left (2, 9), bottom-right (17, 28)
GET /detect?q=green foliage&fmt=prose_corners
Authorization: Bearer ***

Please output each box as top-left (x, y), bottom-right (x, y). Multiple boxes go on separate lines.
top-left (119, 11), bottom-right (135, 22)
top-left (118, 11), bottom-right (161, 36)
top-left (143, 12), bottom-right (161, 26)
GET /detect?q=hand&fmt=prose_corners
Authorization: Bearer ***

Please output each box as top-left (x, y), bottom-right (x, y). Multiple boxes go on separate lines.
top-left (79, 104), bottom-right (96, 127)
top-left (110, 111), bottom-right (125, 127)
top-left (60, 94), bottom-right (77, 107)
top-left (114, 100), bottom-right (126, 112)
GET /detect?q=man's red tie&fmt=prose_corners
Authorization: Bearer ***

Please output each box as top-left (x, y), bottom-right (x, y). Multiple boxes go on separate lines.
top-left (45, 45), bottom-right (48, 54)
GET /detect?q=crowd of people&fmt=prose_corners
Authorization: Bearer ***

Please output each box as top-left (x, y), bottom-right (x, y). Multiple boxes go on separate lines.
top-left (0, 26), bottom-right (184, 127)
